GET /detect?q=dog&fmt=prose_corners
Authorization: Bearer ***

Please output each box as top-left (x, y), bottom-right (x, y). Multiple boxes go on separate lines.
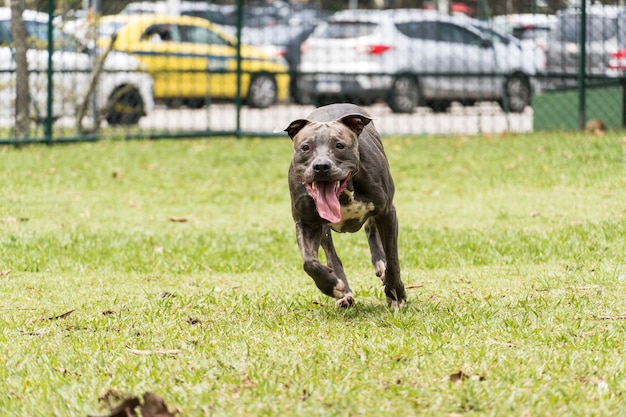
top-left (283, 103), bottom-right (406, 308)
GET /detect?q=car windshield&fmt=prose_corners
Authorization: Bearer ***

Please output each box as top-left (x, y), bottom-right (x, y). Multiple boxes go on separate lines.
top-left (555, 14), bottom-right (621, 43)
top-left (472, 24), bottom-right (511, 45)
top-left (314, 21), bottom-right (377, 39)
top-left (99, 21), bottom-right (129, 39)
top-left (0, 19), bottom-right (84, 51)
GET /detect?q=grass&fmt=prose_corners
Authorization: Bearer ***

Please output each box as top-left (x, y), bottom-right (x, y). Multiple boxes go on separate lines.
top-left (1, 130), bottom-right (625, 416)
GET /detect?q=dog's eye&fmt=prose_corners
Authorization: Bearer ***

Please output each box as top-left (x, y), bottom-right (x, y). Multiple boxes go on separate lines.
top-left (301, 144), bottom-right (310, 152)
top-left (336, 142), bottom-right (345, 150)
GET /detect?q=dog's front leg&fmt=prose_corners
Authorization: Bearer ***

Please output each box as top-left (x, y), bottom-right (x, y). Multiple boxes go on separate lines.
top-left (374, 206), bottom-right (406, 309)
top-left (296, 221), bottom-right (353, 306)
top-left (320, 226), bottom-right (354, 307)
top-left (365, 218), bottom-right (386, 280)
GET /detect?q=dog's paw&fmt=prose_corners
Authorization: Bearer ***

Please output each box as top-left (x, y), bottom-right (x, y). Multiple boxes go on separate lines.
top-left (336, 293), bottom-right (355, 308)
top-left (386, 297), bottom-right (403, 310)
top-left (374, 260), bottom-right (386, 281)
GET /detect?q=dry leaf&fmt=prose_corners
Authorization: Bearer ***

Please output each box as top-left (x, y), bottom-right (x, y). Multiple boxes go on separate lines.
top-left (20, 330), bottom-right (47, 336)
top-left (141, 391), bottom-right (176, 417)
top-left (167, 217), bottom-right (188, 223)
top-left (46, 309), bottom-right (74, 321)
top-left (158, 292), bottom-right (175, 299)
top-left (487, 337), bottom-right (514, 347)
top-left (125, 345), bottom-right (180, 356)
top-left (406, 283), bottom-right (424, 289)
top-left (578, 376), bottom-right (609, 392)
top-left (449, 370), bottom-right (486, 383)
top-left (242, 375), bottom-right (256, 389)
top-left (112, 171), bottom-right (123, 180)
top-left (597, 313), bottom-right (626, 320)
top-left (0, 269), bottom-right (11, 277)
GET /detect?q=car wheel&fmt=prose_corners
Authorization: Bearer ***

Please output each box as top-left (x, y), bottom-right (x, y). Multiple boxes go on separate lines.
top-left (501, 75), bottom-right (531, 113)
top-left (427, 100), bottom-right (451, 113)
top-left (186, 98), bottom-right (207, 109)
top-left (106, 85), bottom-right (144, 126)
top-left (387, 76), bottom-right (419, 114)
top-left (247, 74), bottom-right (277, 108)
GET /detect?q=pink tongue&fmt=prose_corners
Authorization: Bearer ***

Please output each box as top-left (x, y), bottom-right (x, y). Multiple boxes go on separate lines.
top-left (313, 181), bottom-right (341, 223)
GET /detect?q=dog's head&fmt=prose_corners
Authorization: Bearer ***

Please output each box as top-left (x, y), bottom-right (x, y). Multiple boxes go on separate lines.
top-left (284, 114), bottom-right (372, 223)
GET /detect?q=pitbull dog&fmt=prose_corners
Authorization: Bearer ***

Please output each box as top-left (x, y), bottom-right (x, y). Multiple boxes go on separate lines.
top-left (284, 103), bottom-right (406, 308)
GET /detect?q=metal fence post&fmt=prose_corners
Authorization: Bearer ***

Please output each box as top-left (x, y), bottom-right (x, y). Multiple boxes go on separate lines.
top-left (45, 0), bottom-right (55, 143)
top-left (235, 0), bottom-right (243, 138)
top-left (578, 0), bottom-right (586, 130)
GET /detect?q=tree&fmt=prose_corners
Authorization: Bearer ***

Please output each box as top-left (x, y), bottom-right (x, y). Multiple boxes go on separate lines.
top-left (10, 0), bottom-right (30, 139)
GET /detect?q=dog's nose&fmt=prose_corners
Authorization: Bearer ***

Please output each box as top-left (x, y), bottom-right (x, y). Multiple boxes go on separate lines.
top-left (313, 161), bottom-right (331, 173)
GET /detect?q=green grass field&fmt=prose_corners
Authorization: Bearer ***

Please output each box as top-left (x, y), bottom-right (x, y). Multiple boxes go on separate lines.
top-left (1, 130), bottom-right (625, 416)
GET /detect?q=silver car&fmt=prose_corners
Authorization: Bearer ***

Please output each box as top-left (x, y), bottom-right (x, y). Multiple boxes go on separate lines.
top-left (298, 9), bottom-right (537, 113)
top-left (0, 8), bottom-right (154, 125)
top-left (545, 5), bottom-right (626, 85)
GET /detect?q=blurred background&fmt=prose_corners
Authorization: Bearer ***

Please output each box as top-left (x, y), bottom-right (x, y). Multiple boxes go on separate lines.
top-left (1, 0), bottom-right (623, 142)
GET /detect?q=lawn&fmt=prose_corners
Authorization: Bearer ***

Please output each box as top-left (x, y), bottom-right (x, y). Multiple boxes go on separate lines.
top-left (1, 130), bottom-right (625, 416)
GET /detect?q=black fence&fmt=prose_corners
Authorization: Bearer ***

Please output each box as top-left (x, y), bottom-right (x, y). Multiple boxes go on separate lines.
top-left (2, 0), bottom-right (625, 144)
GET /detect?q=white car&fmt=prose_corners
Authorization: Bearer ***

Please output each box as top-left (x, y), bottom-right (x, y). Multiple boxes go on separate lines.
top-left (0, 8), bottom-right (154, 125)
top-left (299, 9), bottom-right (538, 113)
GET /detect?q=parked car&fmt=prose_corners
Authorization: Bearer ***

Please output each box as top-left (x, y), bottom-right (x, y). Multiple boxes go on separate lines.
top-left (241, 24), bottom-right (318, 103)
top-left (492, 13), bottom-right (556, 51)
top-left (0, 8), bottom-right (154, 125)
top-left (119, 1), bottom-right (236, 28)
top-left (298, 9), bottom-right (537, 113)
top-left (467, 18), bottom-right (546, 74)
top-left (545, 5), bottom-right (626, 85)
top-left (97, 14), bottom-right (290, 108)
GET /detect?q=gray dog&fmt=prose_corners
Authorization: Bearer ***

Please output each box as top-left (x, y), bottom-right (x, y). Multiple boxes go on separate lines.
top-left (283, 103), bottom-right (406, 308)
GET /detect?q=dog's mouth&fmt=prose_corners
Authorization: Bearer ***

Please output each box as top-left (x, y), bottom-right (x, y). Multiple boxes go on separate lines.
top-left (304, 174), bottom-right (351, 223)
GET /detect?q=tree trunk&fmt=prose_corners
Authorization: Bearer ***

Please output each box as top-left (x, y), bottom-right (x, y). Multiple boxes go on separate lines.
top-left (10, 0), bottom-right (30, 139)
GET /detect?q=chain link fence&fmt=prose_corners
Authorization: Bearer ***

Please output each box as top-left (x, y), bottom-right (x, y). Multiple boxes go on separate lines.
top-left (1, 0), bottom-right (624, 144)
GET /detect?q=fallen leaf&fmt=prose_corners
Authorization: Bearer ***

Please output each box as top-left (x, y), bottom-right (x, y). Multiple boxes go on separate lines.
top-left (167, 217), bottom-right (188, 223)
top-left (569, 285), bottom-right (603, 291)
top-left (19, 330), bottom-right (47, 336)
top-left (141, 391), bottom-right (176, 417)
top-left (112, 171), bottom-right (123, 180)
top-left (578, 376), bottom-right (609, 392)
top-left (597, 313), bottom-right (626, 320)
top-left (158, 292), bottom-right (175, 299)
top-left (0, 269), bottom-right (11, 277)
top-left (125, 345), bottom-right (180, 356)
top-left (2, 217), bottom-right (29, 223)
top-left (55, 366), bottom-right (81, 376)
top-left (91, 392), bottom-right (140, 417)
top-left (406, 283), bottom-right (424, 289)
top-left (486, 337), bottom-right (514, 347)
top-left (530, 210), bottom-right (541, 217)
top-left (449, 370), bottom-right (486, 383)
top-left (46, 309), bottom-right (74, 321)
top-left (242, 375), bottom-right (256, 389)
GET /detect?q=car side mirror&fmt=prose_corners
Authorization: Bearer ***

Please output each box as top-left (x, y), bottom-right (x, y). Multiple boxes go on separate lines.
top-left (481, 38), bottom-right (493, 48)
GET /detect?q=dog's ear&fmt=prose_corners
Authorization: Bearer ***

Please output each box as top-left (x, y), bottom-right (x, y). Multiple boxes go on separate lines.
top-left (280, 119), bottom-right (310, 139)
top-left (340, 114), bottom-right (372, 136)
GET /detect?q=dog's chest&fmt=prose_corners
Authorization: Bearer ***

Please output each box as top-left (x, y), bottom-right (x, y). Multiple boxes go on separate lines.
top-left (329, 189), bottom-right (375, 233)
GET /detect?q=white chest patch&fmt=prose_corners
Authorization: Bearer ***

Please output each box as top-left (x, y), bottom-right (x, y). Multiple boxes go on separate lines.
top-left (329, 190), bottom-right (375, 232)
